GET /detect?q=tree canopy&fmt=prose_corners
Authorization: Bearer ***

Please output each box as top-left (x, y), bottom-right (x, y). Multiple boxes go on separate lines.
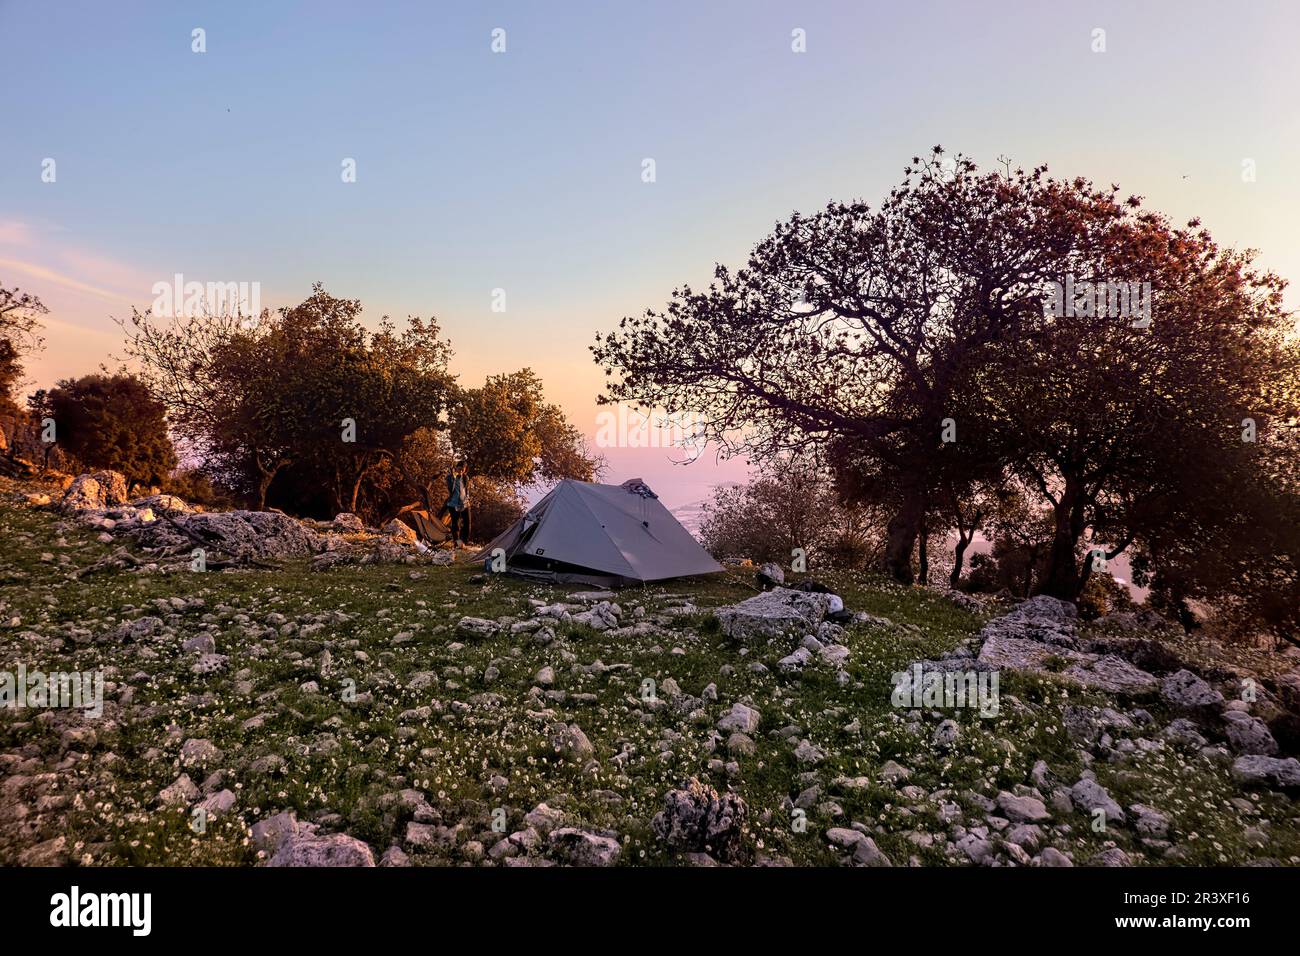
top-left (42, 373), bottom-right (177, 485)
top-left (595, 148), bottom-right (1300, 623)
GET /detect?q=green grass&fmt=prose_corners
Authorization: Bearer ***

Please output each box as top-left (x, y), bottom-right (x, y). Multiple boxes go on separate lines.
top-left (2, 480), bottom-right (1297, 867)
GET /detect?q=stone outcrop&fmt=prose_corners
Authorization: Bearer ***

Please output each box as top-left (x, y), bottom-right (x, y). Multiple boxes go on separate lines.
top-left (651, 777), bottom-right (748, 862)
top-left (714, 587), bottom-right (833, 641)
top-left (135, 509), bottom-right (320, 560)
top-left (61, 470), bottom-right (129, 512)
top-left (974, 595), bottom-right (1158, 695)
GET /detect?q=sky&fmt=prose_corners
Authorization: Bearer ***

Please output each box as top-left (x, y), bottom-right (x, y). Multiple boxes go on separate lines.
top-left (3, 0), bottom-right (1299, 513)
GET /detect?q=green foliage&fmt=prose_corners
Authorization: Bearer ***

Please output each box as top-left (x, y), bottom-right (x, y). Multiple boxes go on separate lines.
top-left (594, 148), bottom-right (1300, 625)
top-left (4, 491), bottom-right (1299, 867)
top-left (449, 368), bottom-right (598, 485)
top-left (699, 455), bottom-right (883, 569)
top-left (45, 373), bottom-right (177, 485)
top-left (0, 282), bottom-right (46, 410)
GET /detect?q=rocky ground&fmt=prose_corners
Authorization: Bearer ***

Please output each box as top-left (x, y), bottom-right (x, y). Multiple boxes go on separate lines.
top-left (2, 471), bottom-right (1300, 867)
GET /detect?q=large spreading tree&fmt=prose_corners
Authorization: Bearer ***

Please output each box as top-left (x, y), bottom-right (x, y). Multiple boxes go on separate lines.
top-left (448, 368), bottom-right (599, 485)
top-left (594, 149), bottom-right (1298, 607)
top-left (122, 285), bottom-right (597, 523)
top-left (121, 283), bottom-right (457, 516)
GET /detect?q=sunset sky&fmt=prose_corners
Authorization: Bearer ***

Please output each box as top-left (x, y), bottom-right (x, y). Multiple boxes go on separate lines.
top-left (3, 0), bottom-right (1299, 510)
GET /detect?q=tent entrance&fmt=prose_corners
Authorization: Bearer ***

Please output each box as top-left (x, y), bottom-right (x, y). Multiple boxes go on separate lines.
top-left (502, 552), bottom-right (628, 589)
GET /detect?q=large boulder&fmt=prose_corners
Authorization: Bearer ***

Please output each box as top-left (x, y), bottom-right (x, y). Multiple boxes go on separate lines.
top-left (1231, 755), bottom-right (1300, 791)
top-left (980, 595), bottom-right (1078, 646)
top-left (136, 510), bottom-right (319, 559)
top-left (1015, 594), bottom-right (1078, 624)
top-left (1061, 654), bottom-right (1159, 695)
top-left (1221, 711), bottom-right (1279, 756)
top-left (1274, 668), bottom-right (1300, 712)
top-left (651, 777), bottom-right (748, 862)
top-left (714, 587), bottom-right (832, 641)
top-left (267, 832), bottom-right (376, 867)
top-left (547, 828), bottom-right (621, 866)
top-left (61, 470), bottom-right (128, 512)
top-left (1160, 669), bottom-right (1224, 712)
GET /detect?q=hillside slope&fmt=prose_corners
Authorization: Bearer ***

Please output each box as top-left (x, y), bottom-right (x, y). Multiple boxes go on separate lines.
top-left (2, 476), bottom-right (1298, 867)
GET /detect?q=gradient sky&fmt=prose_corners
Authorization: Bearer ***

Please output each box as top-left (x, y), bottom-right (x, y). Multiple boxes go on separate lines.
top-left (3, 0), bottom-right (1299, 510)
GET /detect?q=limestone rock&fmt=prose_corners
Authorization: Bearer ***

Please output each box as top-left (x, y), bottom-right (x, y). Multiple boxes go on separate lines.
top-left (548, 827), bottom-right (621, 866)
top-left (333, 512), bottom-right (365, 532)
top-left (756, 562), bottom-right (785, 589)
top-left (995, 791), bottom-right (1050, 823)
top-left (1231, 755), bottom-right (1300, 790)
top-left (158, 773), bottom-right (200, 806)
top-left (136, 509), bottom-right (319, 559)
top-left (651, 777), bottom-right (748, 862)
top-left (456, 617), bottom-right (498, 639)
top-left (61, 471), bottom-right (129, 512)
top-left (827, 827), bottom-right (892, 866)
top-left (714, 587), bottom-right (832, 641)
top-left (268, 832), bottom-right (376, 867)
top-left (716, 702), bottom-right (761, 735)
top-left (1221, 711), bottom-right (1278, 756)
top-left (1069, 778), bottom-right (1126, 825)
top-left (382, 519), bottom-right (417, 543)
top-left (1160, 669), bottom-right (1224, 712)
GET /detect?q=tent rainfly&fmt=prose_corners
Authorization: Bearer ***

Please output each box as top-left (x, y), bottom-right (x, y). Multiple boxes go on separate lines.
top-left (404, 509), bottom-right (450, 545)
top-left (475, 478), bottom-right (723, 587)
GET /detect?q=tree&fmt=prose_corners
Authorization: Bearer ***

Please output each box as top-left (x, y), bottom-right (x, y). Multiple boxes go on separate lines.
top-left (121, 284), bottom-right (457, 516)
top-left (118, 299), bottom-right (265, 491)
top-left (936, 477), bottom-right (1001, 589)
top-left (45, 373), bottom-right (177, 485)
top-left (449, 369), bottom-right (598, 485)
top-left (387, 426), bottom-right (457, 516)
top-left (263, 287), bottom-right (456, 514)
top-left (978, 485), bottom-right (1057, 596)
top-left (593, 149), bottom-right (1127, 584)
top-left (1133, 428), bottom-right (1300, 645)
top-left (1, 282), bottom-right (47, 412)
top-left (699, 455), bottom-right (883, 569)
top-left (594, 148), bottom-right (1298, 607)
top-left (984, 206), bottom-right (1295, 599)
top-left (121, 286), bottom-right (589, 525)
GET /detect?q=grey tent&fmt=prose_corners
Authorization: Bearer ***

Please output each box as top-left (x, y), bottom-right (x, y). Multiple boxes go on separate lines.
top-left (475, 478), bottom-right (723, 587)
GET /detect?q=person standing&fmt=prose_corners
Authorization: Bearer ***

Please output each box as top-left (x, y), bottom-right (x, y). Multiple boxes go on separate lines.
top-left (446, 460), bottom-right (471, 547)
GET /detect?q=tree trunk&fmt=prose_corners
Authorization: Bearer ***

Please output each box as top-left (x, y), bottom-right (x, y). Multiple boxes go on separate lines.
top-left (254, 453), bottom-right (289, 512)
top-left (1038, 480), bottom-right (1087, 600)
top-left (918, 520), bottom-right (929, 585)
top-left (256, 465), bottom-right (276, 511)
top-left (950, 533), bottom-right (971, 589)
top-left (882, 487), bottom-right (926, 584)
